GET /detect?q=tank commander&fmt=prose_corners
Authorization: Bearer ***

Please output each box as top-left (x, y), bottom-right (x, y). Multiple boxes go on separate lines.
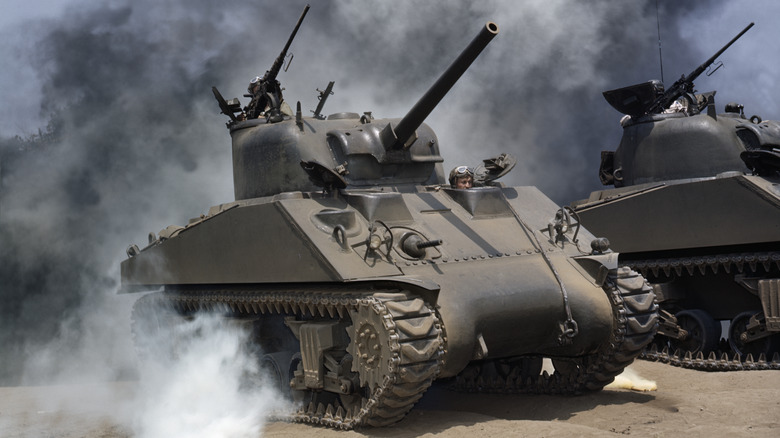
top-left (245, 75), bottom-right (279, 118)
top-left (449, 165), bottom-right (474, 189)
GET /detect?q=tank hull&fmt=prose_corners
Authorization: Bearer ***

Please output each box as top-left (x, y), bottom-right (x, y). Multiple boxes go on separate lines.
top-left (575, 173), bottom-right (780, 252)
top-left (123, 186), bottom-right (621, 377)
top-left (124, 184), bottom-right (658, 428)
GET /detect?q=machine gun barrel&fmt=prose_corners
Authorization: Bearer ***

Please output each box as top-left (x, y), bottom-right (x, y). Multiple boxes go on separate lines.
top-left (263, 4), bottom-right (310, 83)
top-left (648, 22), bottom-right (753, 114)
top-left (688, 22), bottom-right (753, 82)
top-left (382, 22), bottom-right (499, 150)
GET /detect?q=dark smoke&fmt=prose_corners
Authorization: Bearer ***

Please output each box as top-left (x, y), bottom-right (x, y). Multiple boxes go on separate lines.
top-left (0, 0), bottom-right (778, 385)
top-left (0, 0), bottom-right (260, 384)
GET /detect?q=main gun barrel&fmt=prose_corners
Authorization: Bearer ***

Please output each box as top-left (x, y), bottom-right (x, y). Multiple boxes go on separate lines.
top-left (382, 22), bottom-right (499, 150)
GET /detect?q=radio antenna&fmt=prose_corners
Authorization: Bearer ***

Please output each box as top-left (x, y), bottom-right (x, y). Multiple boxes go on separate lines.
top-left (656, 0), bottom-right (664, 83)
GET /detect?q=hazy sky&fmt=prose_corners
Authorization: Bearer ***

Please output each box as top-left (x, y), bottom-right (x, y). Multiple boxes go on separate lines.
top-left (1, 0), bottom-right (778, 385)
top-left (2, 0), bottom-right (778, 197)
top-left (1, 0), bottom-right (72, 27)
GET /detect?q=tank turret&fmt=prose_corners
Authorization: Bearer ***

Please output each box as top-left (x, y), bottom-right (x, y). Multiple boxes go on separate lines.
top-left (214, 15), bottom-right (497, 200)
top-left (595, 22), bottom-right (780, 187)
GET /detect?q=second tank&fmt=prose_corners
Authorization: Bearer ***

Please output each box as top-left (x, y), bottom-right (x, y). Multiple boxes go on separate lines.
top-left (573, 22), bottom-right (780, 371)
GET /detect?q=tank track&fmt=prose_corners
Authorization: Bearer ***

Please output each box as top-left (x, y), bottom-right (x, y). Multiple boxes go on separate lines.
top-left (639, 345), bottom-right (780, 371)
top-left (131, 287), bottom-right (444, 430)
top-left (452, 267), bottom-right (658, 394)
top-left (624, 251), bottom-right (780, 372)
top-left (628, 250), bottom-right (780, 278)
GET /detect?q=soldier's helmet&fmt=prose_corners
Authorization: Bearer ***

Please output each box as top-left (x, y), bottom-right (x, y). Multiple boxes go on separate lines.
top-left (248, 76), bottom-right (262, 93)
top-left (449, 165), bottom-right (474, 187)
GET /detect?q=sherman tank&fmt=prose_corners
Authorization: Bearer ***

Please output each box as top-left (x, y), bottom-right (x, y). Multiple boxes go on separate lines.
top-left (573, 22), bottom-right (780, 371)
top-left (121, 6), bottom-right (658, 429)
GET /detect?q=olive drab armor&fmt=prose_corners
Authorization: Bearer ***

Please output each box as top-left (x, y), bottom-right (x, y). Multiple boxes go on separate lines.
top-left (121, 6), bottom-right (658, 429)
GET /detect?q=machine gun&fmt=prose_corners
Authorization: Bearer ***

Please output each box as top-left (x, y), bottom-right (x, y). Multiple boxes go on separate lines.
top-left (646, 22), bottom-right (754, 114)
top-left (244, 4), bottom-right (310, 122)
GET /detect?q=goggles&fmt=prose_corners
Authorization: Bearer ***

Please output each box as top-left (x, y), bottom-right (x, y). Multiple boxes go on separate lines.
top-left (453, 166), bottom-right (474, 177)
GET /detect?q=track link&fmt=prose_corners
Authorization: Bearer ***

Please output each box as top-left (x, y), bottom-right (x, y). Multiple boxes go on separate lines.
top-left (629, 250), bottom-right (780, 278)
top-left (625, 250), bottom-right (780, 371)
top-left (131, 287), bottom-right (444, 430)
top-left (640, 345), bottom-right (780, 371)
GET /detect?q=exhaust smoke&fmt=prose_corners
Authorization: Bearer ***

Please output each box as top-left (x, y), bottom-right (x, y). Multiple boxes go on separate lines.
top-left (606, 366), bottom-right (658, 392)
top-left (133, 309), bottom-right (289, 438)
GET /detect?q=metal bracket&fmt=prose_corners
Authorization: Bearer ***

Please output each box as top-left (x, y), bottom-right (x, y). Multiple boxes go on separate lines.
top-left (759, 279), bottom-right (780, 331)
top-left (472, 333), bottom-right (488, 360)
top-left (332, 224), bottom-right (349, 251)
top-left (297, 322), bottom-right (341, 389)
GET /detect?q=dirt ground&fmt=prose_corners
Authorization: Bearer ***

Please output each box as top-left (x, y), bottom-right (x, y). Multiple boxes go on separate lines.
top-left (1, 360), bottom-right (778, 437)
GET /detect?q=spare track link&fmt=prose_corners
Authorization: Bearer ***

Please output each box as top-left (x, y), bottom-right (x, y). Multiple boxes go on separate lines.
top-left (453, 267), bottom-right (658, 394)
top-left (132, 287), bottom-right (444, 430)
top-left (626, 251), bottom-right (780, 371)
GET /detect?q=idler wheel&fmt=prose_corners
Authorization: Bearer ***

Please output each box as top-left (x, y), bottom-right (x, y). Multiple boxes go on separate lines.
top-left (728, 311), bottom-right (780, 358)
top-left (669, 309), bottom-right (721, 355)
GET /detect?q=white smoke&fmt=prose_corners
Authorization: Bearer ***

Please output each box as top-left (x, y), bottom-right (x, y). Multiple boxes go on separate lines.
top-left (14, 295), bottom-right (287, 437)
top-left (605, 366), bottom-right (657, 392)
top-left (20, 288), bottom-right (137, 386)
top-left (133, 311), bottom-right (286, 438)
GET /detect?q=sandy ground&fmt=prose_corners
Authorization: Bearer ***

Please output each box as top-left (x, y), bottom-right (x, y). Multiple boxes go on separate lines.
top-left (1, 360), bottom-right (778, 437)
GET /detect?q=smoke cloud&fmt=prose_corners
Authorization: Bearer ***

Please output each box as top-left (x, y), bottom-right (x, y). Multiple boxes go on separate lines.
top-left (133, 312), bottom-right (283, 438)
top-left (0, 0), bottom-right (778, 434)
